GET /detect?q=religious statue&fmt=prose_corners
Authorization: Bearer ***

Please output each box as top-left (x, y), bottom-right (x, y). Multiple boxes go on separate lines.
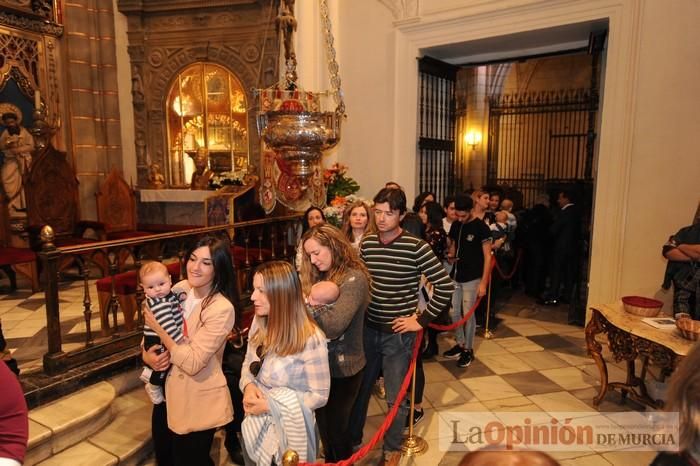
top-left (0, 112), bottom-right (35, 216)
top-left (190, 148), bottom-right (213, 190)
top-left (131, 65), bottom-right (145, 108)
top-left (243, 164), bottom-right (260, 187)
top-left (277, 0), bottom-right (297, 61)
top-left (147, 162), bottom-right (166, 189)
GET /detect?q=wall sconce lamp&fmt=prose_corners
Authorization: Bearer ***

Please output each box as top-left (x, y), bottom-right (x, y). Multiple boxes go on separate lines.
top-left (464, 130), bottom-right (482, 150)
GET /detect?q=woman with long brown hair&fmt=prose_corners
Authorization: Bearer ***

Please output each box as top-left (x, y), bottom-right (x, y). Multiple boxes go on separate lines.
top-left (299, 224), bottom-right (371, 462)
top-left (143, 235), bottom-right (238, 466)
top-left (239, 261), bottom-right (330, 465)
top-left (341, 200), bottom-right (376, 249)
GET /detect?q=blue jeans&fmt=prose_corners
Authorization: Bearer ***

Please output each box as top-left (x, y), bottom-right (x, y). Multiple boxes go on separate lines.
top-left (348, 325), bottom-right (416, 453)
top-left (450, 278), bottom-right (479, 349)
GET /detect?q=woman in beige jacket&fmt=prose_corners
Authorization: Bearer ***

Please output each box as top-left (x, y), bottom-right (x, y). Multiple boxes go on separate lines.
top-left (143, 236), bottom-right (238, 466)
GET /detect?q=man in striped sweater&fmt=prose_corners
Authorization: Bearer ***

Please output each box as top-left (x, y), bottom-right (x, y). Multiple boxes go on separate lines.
top-left (348, 187), bottom-right (453, 465)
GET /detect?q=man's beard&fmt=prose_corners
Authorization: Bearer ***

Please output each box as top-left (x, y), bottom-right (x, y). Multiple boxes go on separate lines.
top-left (6, 126), bottom-right (20, 136)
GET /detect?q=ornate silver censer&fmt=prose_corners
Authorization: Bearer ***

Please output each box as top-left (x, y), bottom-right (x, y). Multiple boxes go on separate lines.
top-left (256, 0), bottom-right (345, 183)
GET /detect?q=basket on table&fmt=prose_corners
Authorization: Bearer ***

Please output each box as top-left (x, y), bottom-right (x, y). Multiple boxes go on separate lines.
top-left (621, 296), bottom-right (663, 317)
top-left (676, 317), bottom-right (700, 341)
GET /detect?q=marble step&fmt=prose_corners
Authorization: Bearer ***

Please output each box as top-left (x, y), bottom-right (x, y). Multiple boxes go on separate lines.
top-left (35, 442), bottom-right (118, 466)
top-left (24, 366), bottom-right (236, 466)
top-left (26, 382), bottom-right (116, 465)
top-left (34, 386), bottom-right (152, 466)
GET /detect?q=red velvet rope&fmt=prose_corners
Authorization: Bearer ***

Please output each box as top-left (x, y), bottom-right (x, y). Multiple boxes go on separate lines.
top-left (298, 329), bottom-right (424, 466)
top-left (427, 293), bottom-right (483, 331)
top-left (427, 258), bottom-right (495, 331)
top-left (493, 249), bottom-right (523, 280)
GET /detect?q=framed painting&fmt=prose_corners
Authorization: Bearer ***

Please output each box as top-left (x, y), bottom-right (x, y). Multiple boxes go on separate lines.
top-left (204, 193), bottom-right (234, 227)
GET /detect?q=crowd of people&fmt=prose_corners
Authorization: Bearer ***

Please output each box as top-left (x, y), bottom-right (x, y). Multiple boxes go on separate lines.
top-left (133, 182), bottom-right (595, 466)
top-left (7, 180), bottom-right (697, 466)
top-left (130, 182), bottom-right (697, 466)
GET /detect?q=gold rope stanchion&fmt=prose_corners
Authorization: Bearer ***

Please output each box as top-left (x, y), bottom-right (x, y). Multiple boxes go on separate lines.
top-left (483, 257), bottom-right (495, 340)
top-left (401, 334), bottom-right (428, 457)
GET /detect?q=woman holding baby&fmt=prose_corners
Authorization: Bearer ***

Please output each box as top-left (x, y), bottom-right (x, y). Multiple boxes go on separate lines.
top-left (142, 235), bottom-right (238, 466)
top-left (298, 224), bottom-right (371, 462)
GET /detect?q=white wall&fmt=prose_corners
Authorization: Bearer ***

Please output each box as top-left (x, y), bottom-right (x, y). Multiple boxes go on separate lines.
top-left (619, 0), bottom-right (700, 302)
top-left (294, 0), bottom-right (397, 198)
top-left (328, 0), bottom-right (397, 198)
top-left (309, 0), bottom-right (700, 309)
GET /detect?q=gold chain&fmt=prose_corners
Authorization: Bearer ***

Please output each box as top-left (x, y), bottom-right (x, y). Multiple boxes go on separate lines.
top-left (319, 0), bottom-right (345, 116)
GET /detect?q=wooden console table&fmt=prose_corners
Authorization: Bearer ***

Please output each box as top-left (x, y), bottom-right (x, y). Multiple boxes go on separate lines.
top-left (585, 303), bottom-right (694, 409)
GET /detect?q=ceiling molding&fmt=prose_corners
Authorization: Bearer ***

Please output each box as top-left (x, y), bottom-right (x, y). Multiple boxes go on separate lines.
top-left (377, 0), bottom-right (419, 21)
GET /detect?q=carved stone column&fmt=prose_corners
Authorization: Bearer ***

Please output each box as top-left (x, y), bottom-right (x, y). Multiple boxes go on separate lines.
top-left (63, 0), bottom-right (122, 220)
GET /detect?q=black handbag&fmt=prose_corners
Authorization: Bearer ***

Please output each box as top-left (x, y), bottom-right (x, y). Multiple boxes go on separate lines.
top-left (222, 327), bottom-right (247, 381)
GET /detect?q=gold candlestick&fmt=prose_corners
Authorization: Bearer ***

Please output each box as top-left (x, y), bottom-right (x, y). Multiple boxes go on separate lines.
top-left (281, 449), bottom-right (299, 466)
top-left (402, 336), bottom-right (428, 457)
top-left (30, 104), bottom-right (53, 150)
top-left (483, 262), bottom-right (494, 340)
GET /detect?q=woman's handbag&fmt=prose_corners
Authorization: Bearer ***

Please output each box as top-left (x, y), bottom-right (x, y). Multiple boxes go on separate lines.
top-left (222, 326), bottom-right (247, 381)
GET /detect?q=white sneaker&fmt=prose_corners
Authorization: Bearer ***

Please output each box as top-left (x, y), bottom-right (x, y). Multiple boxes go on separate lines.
top-left (140, 367), bottom-right (153, 384)
top-left (145, 383), bottom-right (164, 404)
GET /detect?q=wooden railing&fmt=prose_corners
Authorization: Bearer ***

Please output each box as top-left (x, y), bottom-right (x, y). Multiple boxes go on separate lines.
top-left (37, 214), bottom-right (302, 375)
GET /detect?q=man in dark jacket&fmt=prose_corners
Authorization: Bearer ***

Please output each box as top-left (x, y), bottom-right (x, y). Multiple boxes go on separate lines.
top-left (542, 190), bottom-right (580, 305)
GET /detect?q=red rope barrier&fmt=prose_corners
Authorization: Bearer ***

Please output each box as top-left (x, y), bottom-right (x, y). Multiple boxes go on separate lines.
top-left (427, 294), bottom-right (483, 331)
top-left (427, 259), bottom-right (496, 331)
top-left (298, 329), bottom-right (424, 466)
top-left (493, 249), bottom-right (523, 280)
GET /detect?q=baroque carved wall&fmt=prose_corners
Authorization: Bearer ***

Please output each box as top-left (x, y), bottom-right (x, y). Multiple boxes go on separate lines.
top-left (117, 0), bottom-right (280, 187)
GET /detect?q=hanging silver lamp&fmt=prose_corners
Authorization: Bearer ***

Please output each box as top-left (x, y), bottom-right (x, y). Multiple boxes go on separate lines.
top-left (256, 0), bottom-right (345, 184)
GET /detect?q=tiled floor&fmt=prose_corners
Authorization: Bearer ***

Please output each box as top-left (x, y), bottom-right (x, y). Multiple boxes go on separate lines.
top-left (1, 275), bottom-right (662, 465)
top-left (387, 305), bottom-right (657, 465)
top-left (0, 276), bottom-right (123, 374)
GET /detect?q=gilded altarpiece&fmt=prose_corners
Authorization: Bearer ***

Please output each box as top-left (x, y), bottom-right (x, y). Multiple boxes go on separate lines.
top-left (0, 1), bottom-right (64, 245)
top-left (117, 0), bottom-right (280, 188)
top-left (0, 1), bottom-right (63, 126)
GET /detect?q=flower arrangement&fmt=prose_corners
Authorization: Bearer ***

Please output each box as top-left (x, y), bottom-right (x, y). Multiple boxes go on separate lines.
top-left (323, 194), bottom-right (370, 228)
top-left (208, 171), bottom-right (244, 191)
top-left (324, 163), bottom-right (360, 202)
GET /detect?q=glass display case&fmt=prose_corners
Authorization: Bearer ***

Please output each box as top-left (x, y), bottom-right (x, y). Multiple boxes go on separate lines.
top-left (166, 62), bottom-right (249, 187)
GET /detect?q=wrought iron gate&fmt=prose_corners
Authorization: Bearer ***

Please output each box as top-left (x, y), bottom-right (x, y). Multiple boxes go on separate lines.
top-left (487, 85), bottom-right (600, 326)
top-left (418, 57), bottom-right (457, 202)
top-left (486, 88), bottom-right (598, 207)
